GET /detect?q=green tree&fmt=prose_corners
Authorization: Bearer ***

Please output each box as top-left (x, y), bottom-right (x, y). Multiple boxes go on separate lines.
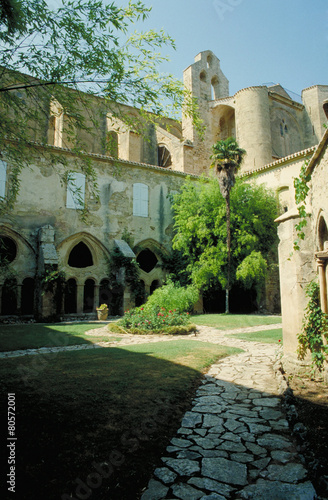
top-left (0, 0), bottom-right (25, 33)
top-left (210, 137), bottom-right (246, 312)
top-left (0, 0), bottom-right (202, 217)
top-left (172, 177), bottom-right (278, 311)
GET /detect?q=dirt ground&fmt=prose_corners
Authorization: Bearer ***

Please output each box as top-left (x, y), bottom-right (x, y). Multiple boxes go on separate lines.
top-left (286, 374), bottom-right (328, 498)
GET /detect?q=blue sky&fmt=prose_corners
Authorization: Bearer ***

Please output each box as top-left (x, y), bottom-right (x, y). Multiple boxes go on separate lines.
top-left (117, 0), bottom-right (328, 98)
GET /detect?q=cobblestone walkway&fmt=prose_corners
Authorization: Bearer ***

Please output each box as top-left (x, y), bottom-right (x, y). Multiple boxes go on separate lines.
top-left (0, 322), bottom-right (317, 498)
top-left (141, 325), bottom-right (317, 500)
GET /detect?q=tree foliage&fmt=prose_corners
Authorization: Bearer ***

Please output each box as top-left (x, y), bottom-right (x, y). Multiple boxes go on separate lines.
top-left (0, 0), bottom-right (202, 216)
top-left (210, 137), bottom-right (246, 198)
top-left (0, 0), bottom-right (25, 34)
top-left (210, 137), bottom-right (246, 312)
top-left (171, 176), bottom-right (279, 304)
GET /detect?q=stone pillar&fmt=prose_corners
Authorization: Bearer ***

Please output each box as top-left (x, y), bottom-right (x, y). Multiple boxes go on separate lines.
top-left (37, 225), bottom-right (59, 320)
top-left (77, 284), bottom-right (84, 314)
top-left (17, 283), bottom-right (22, 315)
top-left (123, 287), bottom-right (134, 315)
top-left (317, 258), bottom-right (327, 313)
top-left (94, 284), bottom-right (100, 309)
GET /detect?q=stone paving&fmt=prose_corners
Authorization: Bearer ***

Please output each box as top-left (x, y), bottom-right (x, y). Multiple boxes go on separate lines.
top-left (140, 325), bottom-right (317, 500)
top-left (0, 322), bottom-right (317, 499)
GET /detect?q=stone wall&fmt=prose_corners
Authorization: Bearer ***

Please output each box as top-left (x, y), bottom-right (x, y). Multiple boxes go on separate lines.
top-left (0, 146), bottom-right (195, 319)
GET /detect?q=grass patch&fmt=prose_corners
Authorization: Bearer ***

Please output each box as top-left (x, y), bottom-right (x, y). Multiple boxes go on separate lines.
top-left (0, 322), bottom-right (113, 351)
top-left (0, 339), bottom-right (241, 499)
top-left (227, 328), bottom-right (283, 344)
top-left (193, 313), bottom-right (281, 330)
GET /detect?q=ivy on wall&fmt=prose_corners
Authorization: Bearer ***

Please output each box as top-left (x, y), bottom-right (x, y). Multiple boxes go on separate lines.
top-left (107, 230), bottom-right (143, 314)
top-left (297, 280), bottom-right (328, 373)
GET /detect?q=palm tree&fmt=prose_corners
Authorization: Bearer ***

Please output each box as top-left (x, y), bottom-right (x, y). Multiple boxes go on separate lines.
top-left (210, 137), bottom-right (246, 313)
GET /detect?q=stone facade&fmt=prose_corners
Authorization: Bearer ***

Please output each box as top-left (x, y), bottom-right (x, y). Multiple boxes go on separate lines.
top-left (0, 147), bottom-right (196, 319)
top-left (275, 126), bottom-right (328, 380)
top-left (0, 50), bottom-right (327, 322)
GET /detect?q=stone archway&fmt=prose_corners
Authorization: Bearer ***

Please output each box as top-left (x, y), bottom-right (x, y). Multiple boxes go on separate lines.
top-left (315, 212), bottom-right (328, 313)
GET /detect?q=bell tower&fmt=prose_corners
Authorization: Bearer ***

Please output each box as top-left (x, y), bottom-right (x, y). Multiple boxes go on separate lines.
top-left (182, 51), bottom-right (229, 175)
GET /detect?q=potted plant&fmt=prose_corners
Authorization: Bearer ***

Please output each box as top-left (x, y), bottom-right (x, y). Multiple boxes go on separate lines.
top-left (96, 303), bottom-right (109, 320)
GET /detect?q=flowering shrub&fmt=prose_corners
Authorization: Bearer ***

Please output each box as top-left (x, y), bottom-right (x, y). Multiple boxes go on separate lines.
top-left (120, 306), bottom-right (191, 332)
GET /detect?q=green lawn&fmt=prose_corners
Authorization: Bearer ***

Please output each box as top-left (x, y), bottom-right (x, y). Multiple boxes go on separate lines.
top-left (0, 322), bottom-right (117, 351)
top-left (193, 313), bottom-right (281, 330)
top-left (227, 328), bottom-right (283, 344)
top-left (0, 339), bottom-right (241, 499)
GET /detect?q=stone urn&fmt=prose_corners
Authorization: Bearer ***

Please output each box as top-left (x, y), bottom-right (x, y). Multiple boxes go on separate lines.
top-left (96, 304), bottom-right (109, 321)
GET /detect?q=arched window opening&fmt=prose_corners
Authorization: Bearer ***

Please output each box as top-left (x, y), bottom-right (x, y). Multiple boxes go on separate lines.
top-left (99, 279), bottom-right (111, 307)
top-left (150, 280), bottom-right (160, 295)
top-left (68, 242), bottom-right (93, 268)
top-left (0, 236), bottom-right (17, 264)
top-left (158, 145), bottom-right (172, 168)
top-left (83, 279), bottom-right (95, 313)
top-left (107, 131), bottom-right (118, 157)
top-left (137, 249), bottom-right (158, 273)
top-left (21, 278), bottom-right (35, 315)
top-left (318, 216), bottom-right (328, 251)
top-left (207, 54), bottom-right (212, 68)
top-left (1, 278), bottom-right (17, 315)
top-left (64, 278), bottom-right (77, 314)
top-left (200, 71), bottom-right (207, 82)
top-left (211, 76), bottom-right (220, 100)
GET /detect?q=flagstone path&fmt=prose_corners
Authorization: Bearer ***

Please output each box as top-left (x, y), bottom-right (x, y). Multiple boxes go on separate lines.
top-left (140, 325), bottom-right (317, 500)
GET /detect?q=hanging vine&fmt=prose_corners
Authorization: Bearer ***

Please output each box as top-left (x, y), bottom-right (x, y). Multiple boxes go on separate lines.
top-left (293, 160), bottom-right (311, 251)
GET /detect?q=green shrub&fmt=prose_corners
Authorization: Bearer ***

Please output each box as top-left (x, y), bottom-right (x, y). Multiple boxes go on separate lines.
top-left (144, 281), bottom-right (199, 313)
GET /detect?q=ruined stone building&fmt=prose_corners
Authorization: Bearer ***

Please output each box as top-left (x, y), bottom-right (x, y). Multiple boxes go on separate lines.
top-left (0, 50), bottom-right (327, 328)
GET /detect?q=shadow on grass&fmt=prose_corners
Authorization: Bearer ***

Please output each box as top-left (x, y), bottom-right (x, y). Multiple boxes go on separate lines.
top-left (0, 340), bottom-right (240, 500)
top-left (0, 322), bottom-right (107, 351)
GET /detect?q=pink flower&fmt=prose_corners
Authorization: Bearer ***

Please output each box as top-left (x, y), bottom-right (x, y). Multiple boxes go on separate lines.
top-left (141, 307), bottom-right (144, 310)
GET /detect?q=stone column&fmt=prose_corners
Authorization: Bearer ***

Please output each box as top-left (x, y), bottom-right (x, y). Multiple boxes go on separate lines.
top-left (77, 283), bottom-right (84, 314)
top-left (94, 284), bottom-right (100, 309)
top-left (317, 259), bottom-right (327, 313)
